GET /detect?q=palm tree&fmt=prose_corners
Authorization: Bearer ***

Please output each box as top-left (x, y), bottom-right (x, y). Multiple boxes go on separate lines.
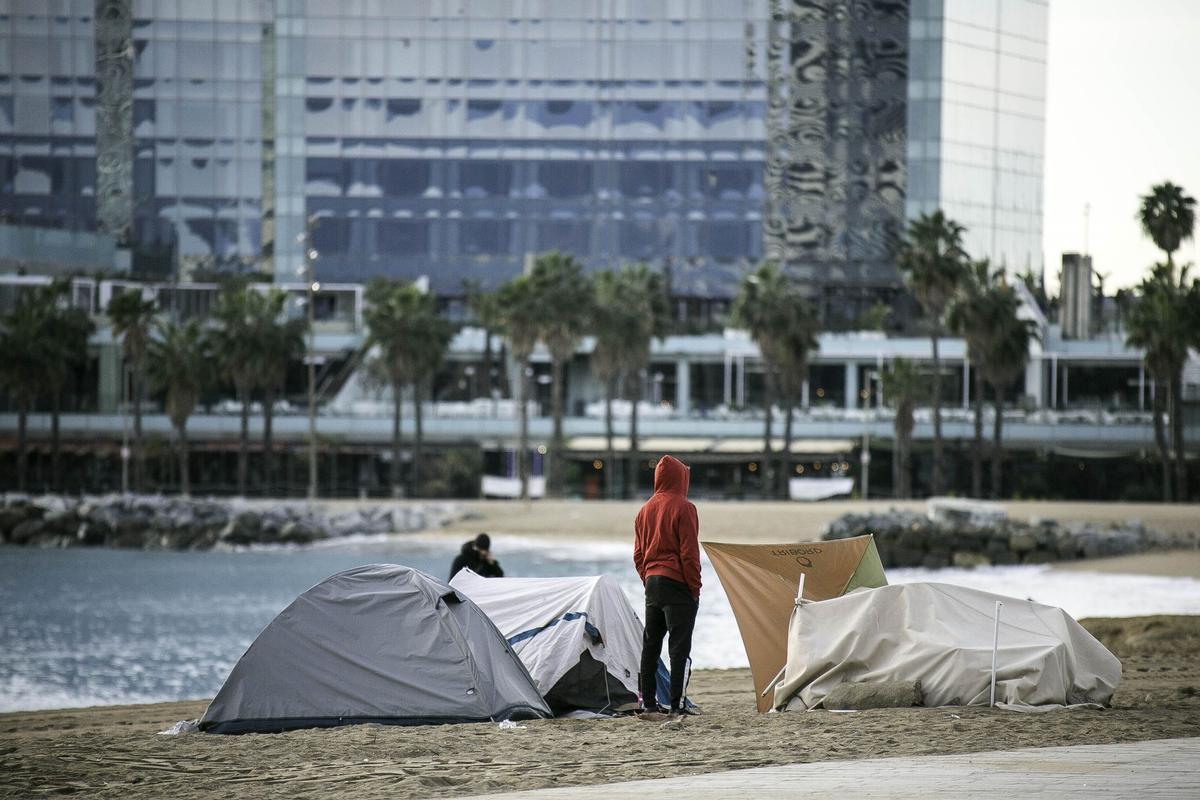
top-left (0, 287), bottom-right (53, 492)
top-left (464, 279), bottom-right (503, 402)
top-left (733, 263), bottom-right (817, 498)
top-left (528, 252), bottom-right (593, 497)
top-left (497, 275), bottom-right (542, 500)
top-left (591, 264), bottom-right (669, 499)
top-left (211, 285), bottom-right (264, 495)
top-left (1125, 262), bottom-right (1193, 502)
top-left (364, 278), bottom-right (452, 498)
top-left (881, 359), bottom-right (922, 499)
top-left (1137, 182), bottom-right (1196, 500)
top-left (948, 260), bottom-right (998, 498)
top-left (108, 289), bottom-right (158, 491)
top-left (975, 283), bottom-right (1036, 498)
top-left (42, 282), bottom-right (94, 491)
top-left (146, 319), bottom-right (212, 496)
top-left (1138, 182), bottom-right (1196, 268)
top-left (591, 269), bottom-right (632, 499)
top-left (771, 293), bottom-right (819, 498)
top-left (253, 290), bottom-right (306, 496)
top-left (898, 211), bottom-right (969, 495)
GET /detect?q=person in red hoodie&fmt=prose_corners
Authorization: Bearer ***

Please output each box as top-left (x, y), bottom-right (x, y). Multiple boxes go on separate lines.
top-left (634, 454), bottom-right (701, 714)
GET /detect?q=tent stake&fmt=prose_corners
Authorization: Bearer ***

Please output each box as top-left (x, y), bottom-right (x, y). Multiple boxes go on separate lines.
top-left (989, 600), bottom-right (1003, 707)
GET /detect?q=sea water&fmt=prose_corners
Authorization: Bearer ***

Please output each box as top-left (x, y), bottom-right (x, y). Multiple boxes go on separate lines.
top-left (3, 535), bottom-right (1200, 713)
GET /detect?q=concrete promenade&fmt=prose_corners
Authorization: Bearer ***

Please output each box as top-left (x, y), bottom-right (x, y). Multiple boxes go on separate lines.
top-left (467, 737), bottom-right (1200, 799)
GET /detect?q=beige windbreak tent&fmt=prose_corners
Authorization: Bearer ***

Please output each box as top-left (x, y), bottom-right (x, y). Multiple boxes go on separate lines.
top-left (703, 535), bottom-right (887, 712)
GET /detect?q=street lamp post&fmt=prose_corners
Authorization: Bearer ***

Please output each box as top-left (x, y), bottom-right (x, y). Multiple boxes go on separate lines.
top-left (299, 219), bottom-right (319, 501)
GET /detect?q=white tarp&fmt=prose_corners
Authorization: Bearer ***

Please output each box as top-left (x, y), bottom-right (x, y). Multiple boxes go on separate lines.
top-left (449, 569), bottom-right (644, 712)
top-left (788, 477), bottom-right (855, 501)
top-left (481, 475), bottom-right (546, 499)
top-left (773, 583), bottom-right (1122, 712)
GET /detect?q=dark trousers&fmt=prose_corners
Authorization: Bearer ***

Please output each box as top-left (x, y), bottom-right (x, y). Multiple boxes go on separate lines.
top-left (638, 575), bottom-right (698, 709)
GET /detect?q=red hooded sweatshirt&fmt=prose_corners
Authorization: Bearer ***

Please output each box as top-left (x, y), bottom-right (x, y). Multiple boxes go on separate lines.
top-left (634, 455), bottom-right (701, 600)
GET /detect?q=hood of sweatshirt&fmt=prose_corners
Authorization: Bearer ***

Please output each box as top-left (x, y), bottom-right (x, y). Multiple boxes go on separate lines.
top-left (653, 454), bottom-right (690, 497)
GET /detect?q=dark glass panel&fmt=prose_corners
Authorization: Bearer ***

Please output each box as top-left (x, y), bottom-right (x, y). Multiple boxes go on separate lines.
top-left (459, 161), bottom-right (512, 198)
top-left (460, 219), bottom-right (511, 255)
top-left (380, 159), bottom-right (432, 197)
top-left (377, 219), bottom-right (429, 256)
top-left (539, 161), bottom-right (590, 199)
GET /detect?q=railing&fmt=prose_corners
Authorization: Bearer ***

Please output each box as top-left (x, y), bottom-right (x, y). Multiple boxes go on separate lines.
top-left (0, 275), bottom-right (365, 333)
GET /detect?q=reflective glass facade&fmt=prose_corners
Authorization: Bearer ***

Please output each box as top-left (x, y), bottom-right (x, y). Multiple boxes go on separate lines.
top-left (3, 0), bottom-right (1046, 292)
top-left (0, 1), bottom-right (98, 232)
top-left (271, 0), bottom-right (768, 291)
top-left (907, 0), bottom-right (1047, 274)
top-left (129, 0), bottom-right (269, 274)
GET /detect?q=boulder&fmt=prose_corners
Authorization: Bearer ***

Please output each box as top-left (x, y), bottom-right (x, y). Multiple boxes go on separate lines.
top-left (9, 519), bottom-right (45, 544)
top-left (1008, 529), bottom-right (1039, 553)
top-left (952, 551), bottom-right (991, 568)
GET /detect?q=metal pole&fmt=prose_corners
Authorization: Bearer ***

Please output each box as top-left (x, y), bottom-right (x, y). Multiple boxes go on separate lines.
top-left (303, 218), bottom-right (319, 502)
top-left (307, 264), bottom-right (317, 501)
top-left (989, 600), bottom-right (1003, 707)
top-left (120, 364), bottom-right (130, 495)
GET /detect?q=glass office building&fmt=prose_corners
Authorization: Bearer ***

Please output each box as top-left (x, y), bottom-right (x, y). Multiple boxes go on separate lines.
top-left (907, 0), bottom-right (1048, 275)
top-left (270, 0), bottom-right (768, 292)
top-left (2, 0), bottom-right (1045, 295)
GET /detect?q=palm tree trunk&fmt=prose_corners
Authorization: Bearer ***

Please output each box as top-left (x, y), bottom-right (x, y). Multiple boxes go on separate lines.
top-left (892, 423), bottom-right (901, 499)
top-left (549, 356), bottom-right (566, 497)
top-left (627, 373), bottom-right (640, 500)
top-left (930, 329), bottom-right (944, 495)
top-left (761, 369), bottom-right (773, 499)
top-left (263, 388), bottom-right (275, 497)
top-left (481, 327), bottom-right (493, 399)
top-left (1152, 379), bottom-right (1171, 502)
top-left (177, 422), bottom-right (190, 497)
top-left (237, 384), bottom-right (249, 495)
top-left (16, 399), bottom-right (28, 492)
top-left (900, 431), bottom-right (912, 499)
top-left (604, 377), bottom-right (615, 500)
top-left (412, 378), bottom-right (424, 498)
top-left (779, 391), bottom-right (794, 499)
top-left (972, 369), bottom-right (984, 498)
top-left (1171, 370), bottom-right (1187, 502)
top-left (391, 379), bottom-right (403, 498)
top-left (518, 362), bottom-right (530, 501)
top-left (133, 362), bottom-right (145, 492)
top-left (991, 385), bottom-right (1004, 499)
top-left (51, 389), bottom-right (62, 492)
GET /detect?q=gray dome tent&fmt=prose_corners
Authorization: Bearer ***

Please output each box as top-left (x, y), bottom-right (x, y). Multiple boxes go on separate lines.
top-left (200, 564), bottom-right (551, 734)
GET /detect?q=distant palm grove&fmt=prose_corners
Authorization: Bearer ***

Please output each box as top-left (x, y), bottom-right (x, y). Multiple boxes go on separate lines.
top-left (1, 185), bottom-right (1197, 502)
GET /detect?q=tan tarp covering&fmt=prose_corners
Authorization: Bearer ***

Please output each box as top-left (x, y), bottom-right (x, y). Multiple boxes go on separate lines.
top-left (703, 535), bottom-right (887, 712)
top-left (772, 583), bottom-right (1122, 711)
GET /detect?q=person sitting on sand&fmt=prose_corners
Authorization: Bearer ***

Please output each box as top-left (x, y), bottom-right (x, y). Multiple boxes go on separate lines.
top-left (634, 454), bottom-right (701, 715)
top-left (472, 532), bottom-right (504, 577)
top-left (449, 541), bottom-right (480, 580)
top-left (449, 533), bottom-right (504, 580)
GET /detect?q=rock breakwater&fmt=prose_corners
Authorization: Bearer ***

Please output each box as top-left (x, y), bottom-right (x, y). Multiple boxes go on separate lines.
top-left (823, 504), bottom-right (1188, 569)
top-left (0, 495), bottom-right (466, 550)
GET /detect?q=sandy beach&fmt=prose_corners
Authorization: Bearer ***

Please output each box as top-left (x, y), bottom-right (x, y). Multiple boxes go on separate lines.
top-left (2, 615), bottom-right (1197, 799)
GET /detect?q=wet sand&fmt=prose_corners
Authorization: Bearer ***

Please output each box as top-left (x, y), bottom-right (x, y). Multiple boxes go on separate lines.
top-left (2, 616), bottom-right (1198, 800)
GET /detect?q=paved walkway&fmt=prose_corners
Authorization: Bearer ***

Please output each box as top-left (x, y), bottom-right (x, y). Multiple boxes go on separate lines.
top-left (466, 737), bottom-right (1200, 799)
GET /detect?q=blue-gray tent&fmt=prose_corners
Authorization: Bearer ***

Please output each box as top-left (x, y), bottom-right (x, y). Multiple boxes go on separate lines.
top-left (200, 564), bottom-right (551, 734)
